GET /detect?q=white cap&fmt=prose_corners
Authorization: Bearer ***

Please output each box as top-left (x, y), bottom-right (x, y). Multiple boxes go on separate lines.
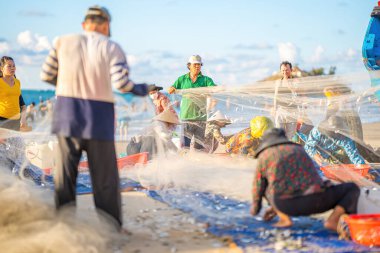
top-left (153, 109), bottom-right (179, 124)
top-left (188, 55), bottom-right (202, 64)
top-left (207, 110), bottom-right (232, 124)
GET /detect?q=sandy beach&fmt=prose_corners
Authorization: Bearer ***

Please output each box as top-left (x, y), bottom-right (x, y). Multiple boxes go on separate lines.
top-left (78, 192), bottom-right (242, 253)
top-left (104, 122), bottom-right (380, 252)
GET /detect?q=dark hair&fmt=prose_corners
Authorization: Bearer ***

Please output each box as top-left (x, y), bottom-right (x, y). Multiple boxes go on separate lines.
top-left (280, 61), bottom-right (292, 70)
top-left (0, 56), bottom-right (14, 77)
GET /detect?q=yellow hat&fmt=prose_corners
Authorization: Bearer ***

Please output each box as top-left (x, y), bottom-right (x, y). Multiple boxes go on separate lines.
top-left (250, 116), bottom-right (274, 138)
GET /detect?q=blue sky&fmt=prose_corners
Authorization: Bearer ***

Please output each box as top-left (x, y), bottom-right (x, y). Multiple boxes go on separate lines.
top-left (1, 0), bottom-right (376, 89)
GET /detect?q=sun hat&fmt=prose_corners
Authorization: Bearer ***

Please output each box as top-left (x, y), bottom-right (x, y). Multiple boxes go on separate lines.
top-left (207, 110), bottom-right (232, 124)
top-left (84, 5), bottom-right (111, 21)
top-left (250, 116), bottom-right (274, 139)
top-left (153, 109), bottom-right (179, 124)
top-left (188, 55), bottom-right (202, 64)
top-left (254, 128), bottom-right (295, 158)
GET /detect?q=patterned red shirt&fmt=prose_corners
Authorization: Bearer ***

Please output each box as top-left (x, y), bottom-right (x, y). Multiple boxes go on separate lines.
top-left (252, 144), bottom-right (324, 215)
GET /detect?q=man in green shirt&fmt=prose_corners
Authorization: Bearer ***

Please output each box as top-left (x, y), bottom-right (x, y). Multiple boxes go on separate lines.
top-left (168, 55), bottom-right (216, 149)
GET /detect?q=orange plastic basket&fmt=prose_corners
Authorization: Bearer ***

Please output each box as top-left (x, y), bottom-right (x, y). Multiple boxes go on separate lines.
top-left (116, 152), bottom-right (148, 169)
top-left (320, 164), bottom-right (370, 182)
top-left (346, 214), bottom-right (380, 246)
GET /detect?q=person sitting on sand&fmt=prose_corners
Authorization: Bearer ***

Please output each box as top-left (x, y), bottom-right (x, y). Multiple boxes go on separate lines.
top-left (126, 109), bottom-right (179, 160)
top-left (204, 110), bottom-right (232, 153)
top-left (304, 115), bottom-right (366, 166)
top-left (251, 128), bottom-right (360, 231)
top-left (225, 116), bottom-right (273, 156)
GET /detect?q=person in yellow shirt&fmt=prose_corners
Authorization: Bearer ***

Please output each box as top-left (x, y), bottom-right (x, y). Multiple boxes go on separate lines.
top-left (0, 56), bottom-right (28, 131)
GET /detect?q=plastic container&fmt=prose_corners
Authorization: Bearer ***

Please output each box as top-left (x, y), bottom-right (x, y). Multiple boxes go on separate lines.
top-left (79, 152), bottom-right (148, 170)
top-left (320, 164), bottom-right (370, 182)
top-left (346, 214), bottom-right (380, 246)
top-left (43, 152), bottom-right (149, 175)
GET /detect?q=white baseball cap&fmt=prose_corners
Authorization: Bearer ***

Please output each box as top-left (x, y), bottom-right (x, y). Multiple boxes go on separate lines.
top-left (188, 55), bottom-right (202, 64)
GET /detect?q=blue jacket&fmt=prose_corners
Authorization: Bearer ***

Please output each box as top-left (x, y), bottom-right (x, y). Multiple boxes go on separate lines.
top-left (304, 128), bottom-right (365, 165)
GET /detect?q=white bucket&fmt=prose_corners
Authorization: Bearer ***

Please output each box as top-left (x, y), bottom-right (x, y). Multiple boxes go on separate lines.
top-left (357, 187), bottom-right (380, 214)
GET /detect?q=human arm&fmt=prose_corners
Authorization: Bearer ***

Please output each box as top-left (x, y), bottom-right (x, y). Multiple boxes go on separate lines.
top-left (109, 44), bottom-right (152, 96)
top-left (168, 86), bottom-right (176, 94)
top-left (251, 160), bottom-right (268, 215)
top-left (205, 76), bottom-right (216, 87)
top-left (337, 137), bottom-right (366, 165)
top-left (212, 128), bottom-right (227, 144)
top-left (40, 40), bottom-right (58, 85)
top-left (19, 95), bottom-right (27, 126)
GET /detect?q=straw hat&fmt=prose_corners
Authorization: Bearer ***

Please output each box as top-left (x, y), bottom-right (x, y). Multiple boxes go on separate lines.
top-left (207, 110), bottom-right (232, 124)
top-left (153, 109), bottom-right (179, 124)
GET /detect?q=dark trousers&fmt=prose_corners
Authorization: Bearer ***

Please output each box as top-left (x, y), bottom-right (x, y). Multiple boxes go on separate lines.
top-left (274, 183), bottom-right (360, 216)
top-left (55, 136), bottom-right (122, 227)
top-left (183, 121), bottom-right (206, 150)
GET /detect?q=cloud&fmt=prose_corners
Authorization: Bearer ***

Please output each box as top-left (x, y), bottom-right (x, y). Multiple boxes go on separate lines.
top-left (277, 42), bottom-right (299, 64)
top-left (311, 45), bottom-right (325, 63)
top-left (0, 41), bottom-right (10, 54)
top-left (17, 31), bottom-right (51, 53)
top-left (234, 43), bottom-right (274, 50)
top-left (18, 10), bottom-right (53, 17)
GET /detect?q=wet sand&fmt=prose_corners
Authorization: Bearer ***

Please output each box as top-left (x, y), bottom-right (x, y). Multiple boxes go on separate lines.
top-left (78, 192), bottom-right (242, 253)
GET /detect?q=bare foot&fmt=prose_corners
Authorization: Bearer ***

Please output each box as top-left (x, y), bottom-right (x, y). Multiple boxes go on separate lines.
top-left (273, 209), bottom-right (293, 227)
top-left (273, 219), bottom-right (293, 228)
top-left (324, 206), bottom-right (345, 232)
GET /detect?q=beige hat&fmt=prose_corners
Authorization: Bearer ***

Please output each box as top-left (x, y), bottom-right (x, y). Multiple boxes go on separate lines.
top-left (207, 110), bottom-right (232, 124)
top-left (188, 55), bottom-right (202, 64)
top-left (84, 5), bottom-right (111, 21)
top-left (154, 109), bottom-right (179, 124)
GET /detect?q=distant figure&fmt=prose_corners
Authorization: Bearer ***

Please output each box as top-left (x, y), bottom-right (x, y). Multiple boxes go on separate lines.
top-left (226, 116), bottom-right (273, 157)
top-left (127, 109), bottom-right (179, 160)
top-left (323, 85), bottom-right (363, 141)
top-left (38, 99), bottom-right (47, 118)
top-left (40, 5), bottom-right (154, 231)
top-left (204, 111), bottom-right (232, 153)
top-left (168, 55), bottom-right (216, 150)
top-left (252, 128), bottom-right (360, 232)
top-left (26, 102), bottom-right (36, 122)
top-left (149, 85), bottom-right (178, 130)
top-left (304, 116), bottom-right (366, 166)
top-left (273, 61), bottom-right (299, 139)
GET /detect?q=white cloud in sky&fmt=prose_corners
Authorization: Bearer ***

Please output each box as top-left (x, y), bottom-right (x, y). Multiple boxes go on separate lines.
top-left (17, 30), bottom-right (51, 52)
top-left (311, 45), bottom-right (325, 63)
top-left (278, 42), bottom-right (299, 64)
top-left (0, 41), bottom-right (10, 54)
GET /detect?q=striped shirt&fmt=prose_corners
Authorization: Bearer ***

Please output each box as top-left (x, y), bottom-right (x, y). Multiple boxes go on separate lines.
top-left (41, 31), bottom-right (135, 140)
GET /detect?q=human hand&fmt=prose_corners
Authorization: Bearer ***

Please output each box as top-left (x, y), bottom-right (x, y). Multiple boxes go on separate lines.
top-left (147, 84), bottom-right (163, 92)
top-left (168, 86), bottom-right (176, 94)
